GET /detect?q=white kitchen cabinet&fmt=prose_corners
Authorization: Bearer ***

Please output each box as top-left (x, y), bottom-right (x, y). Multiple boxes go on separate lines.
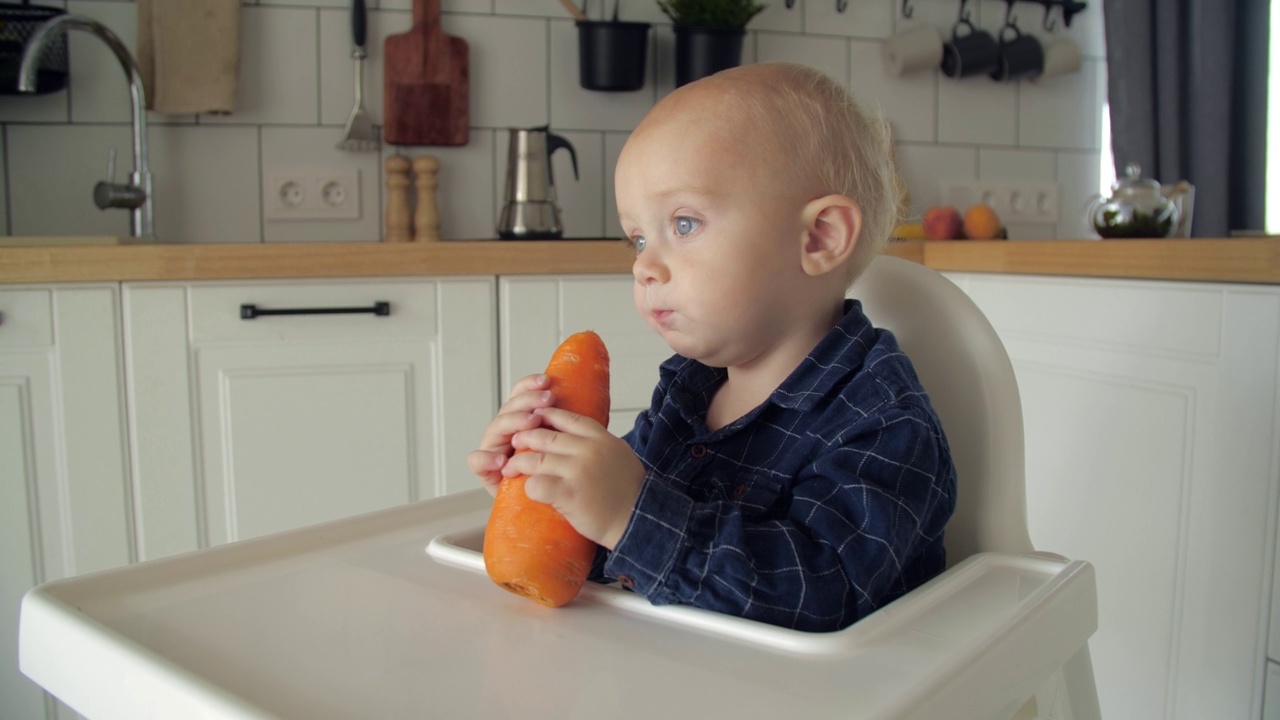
top-left (123, 277), bottom-right (497, 559)
top-left (1267, 663), bottom-right (1280, 720)
top-left (498, 275), bottom-right (668, 436)
top-left (945, 272), bottom-right (1280, 720)
top-left (0, 285), bottom-right (132, 719)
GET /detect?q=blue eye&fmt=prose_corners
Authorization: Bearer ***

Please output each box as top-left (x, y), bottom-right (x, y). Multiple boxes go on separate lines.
top-left (631, 236), bottom-right (647, 254)
top-left (674, 217), bottom-right (700, 236)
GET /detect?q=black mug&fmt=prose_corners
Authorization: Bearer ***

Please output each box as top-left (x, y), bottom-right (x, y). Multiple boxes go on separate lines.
top-left (990, 25), bottom-right (1044, 82)
top-left (941, 20), bottom-right (999, 79)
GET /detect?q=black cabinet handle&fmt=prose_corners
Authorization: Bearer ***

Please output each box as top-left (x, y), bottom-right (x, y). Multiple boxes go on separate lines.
top-left (239, 301), bottom-right (391, 320)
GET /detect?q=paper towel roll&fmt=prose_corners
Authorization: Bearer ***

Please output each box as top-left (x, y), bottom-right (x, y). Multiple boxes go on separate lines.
top-left (1032, 37), bottom-right (1082, 82)
top-left (882, 25), bottom-right (944, 77)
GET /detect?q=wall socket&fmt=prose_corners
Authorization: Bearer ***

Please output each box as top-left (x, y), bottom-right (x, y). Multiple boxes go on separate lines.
top-left (265, 167), bottom-right (361, 221)
top-left (939, 180), bottom-right (1060, 223)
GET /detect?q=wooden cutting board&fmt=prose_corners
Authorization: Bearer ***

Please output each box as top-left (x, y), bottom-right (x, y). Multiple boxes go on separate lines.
top-left (383, 0), bottom-right (469, 146)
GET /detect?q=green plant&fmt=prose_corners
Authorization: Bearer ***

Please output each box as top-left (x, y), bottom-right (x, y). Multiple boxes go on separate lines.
top-left (657, 0), bottom-right (766, 28)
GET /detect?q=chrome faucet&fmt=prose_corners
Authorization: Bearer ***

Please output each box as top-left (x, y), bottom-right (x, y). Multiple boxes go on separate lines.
top-left (18, 16), bottom-right (154, 239)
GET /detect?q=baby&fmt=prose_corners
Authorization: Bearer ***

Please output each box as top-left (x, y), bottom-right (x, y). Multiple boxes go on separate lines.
top-left (470, 62), bottom-right (955, 632)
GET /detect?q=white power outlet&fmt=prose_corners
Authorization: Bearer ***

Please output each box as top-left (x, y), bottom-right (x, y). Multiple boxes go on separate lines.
top-left (265, 167), bottom-right (361, 221)
top-left (939, 180), bottom-right (1060, 223)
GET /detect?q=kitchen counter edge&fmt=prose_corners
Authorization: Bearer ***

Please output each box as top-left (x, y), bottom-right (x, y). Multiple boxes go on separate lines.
top-left (1, 238), bottom-right (1277, 285)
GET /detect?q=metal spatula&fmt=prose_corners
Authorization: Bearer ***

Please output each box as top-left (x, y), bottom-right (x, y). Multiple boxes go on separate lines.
top-left (337, 0), bottom-right (379, 151)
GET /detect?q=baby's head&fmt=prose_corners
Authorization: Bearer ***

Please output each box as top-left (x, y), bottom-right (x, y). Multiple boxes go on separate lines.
top-left (619, 62), bottom-right (902, 284)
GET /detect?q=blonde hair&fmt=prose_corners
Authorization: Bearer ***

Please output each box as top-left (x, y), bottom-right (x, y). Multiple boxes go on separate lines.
top-left (708, 63), bottom-right (903, 283)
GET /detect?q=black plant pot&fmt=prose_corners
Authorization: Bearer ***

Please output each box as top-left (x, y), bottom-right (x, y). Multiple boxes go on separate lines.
top-left (577, 21), bottom-right (651, 92)
top-left (674, 26), bottom-right (745, 87)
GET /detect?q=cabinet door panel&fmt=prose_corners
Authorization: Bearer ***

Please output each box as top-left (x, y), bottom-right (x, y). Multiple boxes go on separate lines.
top-left (126, 277), bottom-right (497, 555)
top-left (946, 273), bottom-right (1280, 720)
top-left (198, 345), bottom-right (425, 544)
top-left (1, 285), bottom-right (130, 720)
top-left (0, 375), bottom-right (49, 719)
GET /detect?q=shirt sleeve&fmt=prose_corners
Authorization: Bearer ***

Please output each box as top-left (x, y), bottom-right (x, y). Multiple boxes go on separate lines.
top-left (602, 402), bottom-right (954, 632)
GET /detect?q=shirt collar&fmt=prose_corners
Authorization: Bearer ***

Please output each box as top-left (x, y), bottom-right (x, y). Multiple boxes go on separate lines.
top-left (768, 299), bottom-right (876, 411)
top-left (666, 299), bottom-right (876, 415)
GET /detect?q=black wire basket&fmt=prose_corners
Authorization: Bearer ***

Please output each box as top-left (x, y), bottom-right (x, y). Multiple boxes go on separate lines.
top-left (0, 1), bottom-right (68, 95)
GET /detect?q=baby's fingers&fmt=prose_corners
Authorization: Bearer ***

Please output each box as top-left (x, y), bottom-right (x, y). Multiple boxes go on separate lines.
top-left (477, 408), bottom-right (542, 452)
top-left (466, 450), bottom-right (507, 496)
top-left (505, 373), bottom-right (551, 402)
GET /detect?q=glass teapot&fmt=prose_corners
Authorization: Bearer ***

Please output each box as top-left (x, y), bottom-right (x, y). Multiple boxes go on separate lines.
top-left (1087, 162), bottom-right (1180, 239)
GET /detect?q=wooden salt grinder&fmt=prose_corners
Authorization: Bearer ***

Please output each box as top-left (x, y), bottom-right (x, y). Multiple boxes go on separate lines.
top-left (384, 155), bottom-right (412, 242)
top-left (413, 155), bottom-right (441, 242)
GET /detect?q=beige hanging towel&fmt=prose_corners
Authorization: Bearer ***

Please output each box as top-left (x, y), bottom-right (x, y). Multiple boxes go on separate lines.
top-left (136, 0), bottom-right (241, 115)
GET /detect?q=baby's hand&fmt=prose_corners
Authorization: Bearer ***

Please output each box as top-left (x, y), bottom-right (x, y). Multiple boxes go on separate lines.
top-left (502, 406), bottom-right (645, 550)
top-left (466, 374), bottom-right (555, 496)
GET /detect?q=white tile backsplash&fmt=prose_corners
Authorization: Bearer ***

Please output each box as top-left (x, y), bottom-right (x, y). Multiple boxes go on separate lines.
top-left (459, 14), bottom-right (552, 129)
top-left (937, 74), bottom-right (1018, 146)
top-left (151, 125), bottom-right (262, 244)
top-left (1057, 150), bottom-right (1103, 239)
top-left (205, 6), bottom-right (321, 126)
top-left (552, 130), bottom-right (605, 238)
top-left (752, 1), bottom-right (803, 33)
top-left (603, 130), bottom-right (629, 235)
top-left (2, 0), bottom-right (1110, 241)
top-left (414, 130), bottom-right (496, 240)
top-left (758, 32), bottom-right (847, 86)
top-left (1018, 57), bottom-right (1103, 149)
top-left (848, 39), bottom-right (936, 143)
top-left (9, 125), bottom-right (133, 237)
top-left (895, 143), bottom-right (979, 218)
top-left (68, 0), bottom-right (136, 124)
top-left (804, 0), bottom-right (894, 39)
top-left (978, 148), bottom-right (1055, 180)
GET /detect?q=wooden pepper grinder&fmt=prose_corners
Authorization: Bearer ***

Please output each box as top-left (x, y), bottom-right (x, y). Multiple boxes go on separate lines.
top-left (413, 155), bottom-right (441, 242)
top-left (384, 155), bottom-right (412, 242)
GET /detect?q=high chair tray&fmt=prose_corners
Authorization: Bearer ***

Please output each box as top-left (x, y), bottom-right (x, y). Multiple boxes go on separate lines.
top-left (20, 489), bottom-right (1095, 720)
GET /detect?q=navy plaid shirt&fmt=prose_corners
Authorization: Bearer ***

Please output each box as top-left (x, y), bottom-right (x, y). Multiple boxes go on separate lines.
top-left (596, 299), bottom-right (956, 632)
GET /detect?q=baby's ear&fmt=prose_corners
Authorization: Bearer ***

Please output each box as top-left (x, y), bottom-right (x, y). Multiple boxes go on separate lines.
top-left (799, 195), bottom-right (862, 277)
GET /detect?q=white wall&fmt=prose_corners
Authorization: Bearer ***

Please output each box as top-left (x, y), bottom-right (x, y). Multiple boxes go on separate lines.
top-left (0, 0), bottom-right (1107, 243)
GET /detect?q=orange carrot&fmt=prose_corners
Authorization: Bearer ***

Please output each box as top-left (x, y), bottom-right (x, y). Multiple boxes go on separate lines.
top-left (483, 331), bottom-right (610, 607)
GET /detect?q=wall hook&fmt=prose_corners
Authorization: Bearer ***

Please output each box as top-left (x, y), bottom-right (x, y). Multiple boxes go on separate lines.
top-left (1001, 0), bottom-right (1018, 30)
top-left (902, 0), bottom-right (914, 19)
top-left (837, 0), bottom-right (849, 12)
top-left (1059, 0), bottom-right (1087, 28)
top-left (785, 0), bottom-right (795, 8)
top-left (956, 0), bottom-right (973, 24)
top-left (1041, 1), bottom-right (1058, 31)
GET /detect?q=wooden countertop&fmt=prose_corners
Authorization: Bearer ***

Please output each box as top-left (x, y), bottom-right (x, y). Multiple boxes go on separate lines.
top-left (1, 238), bottom-right (1277, 285)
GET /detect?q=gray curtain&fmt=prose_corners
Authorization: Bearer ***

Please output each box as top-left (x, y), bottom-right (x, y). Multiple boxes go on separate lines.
top-left (1103, 0), bottom-right (1268, 237)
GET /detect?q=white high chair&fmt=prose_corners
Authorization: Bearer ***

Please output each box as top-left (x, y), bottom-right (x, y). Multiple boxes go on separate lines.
top-left (16, 255), bottom-right (1101, 720)
top-left (848, 255), bottom-right (1101, 720)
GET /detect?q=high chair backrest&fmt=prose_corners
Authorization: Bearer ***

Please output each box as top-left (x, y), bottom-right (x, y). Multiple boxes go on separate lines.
top-left (850, 255), bottom-right (1035, 563)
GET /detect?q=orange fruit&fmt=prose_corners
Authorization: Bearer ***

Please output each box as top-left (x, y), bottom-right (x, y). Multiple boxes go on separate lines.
top-left (963, 204), bottom-right (1004, 240)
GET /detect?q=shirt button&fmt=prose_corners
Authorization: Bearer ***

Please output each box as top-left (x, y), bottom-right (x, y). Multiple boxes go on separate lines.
top-left (617, 575), bottom-right (635, 589)
top-left (732, 483), bottom-right (747, 499)
top-left (690, 444), bottom-right (707, 458)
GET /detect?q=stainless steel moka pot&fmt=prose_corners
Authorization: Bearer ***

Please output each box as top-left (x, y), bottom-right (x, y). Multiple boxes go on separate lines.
top-left (498, 126), bottom-right (579, 239)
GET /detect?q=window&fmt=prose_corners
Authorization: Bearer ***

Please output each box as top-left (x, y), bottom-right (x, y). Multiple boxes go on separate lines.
top-left (1100, 101), bottom-right (1116, 195)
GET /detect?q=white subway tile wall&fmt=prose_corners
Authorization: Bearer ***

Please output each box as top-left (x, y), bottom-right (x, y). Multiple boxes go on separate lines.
top-left (0, 0), bottom-right (1107, 242)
